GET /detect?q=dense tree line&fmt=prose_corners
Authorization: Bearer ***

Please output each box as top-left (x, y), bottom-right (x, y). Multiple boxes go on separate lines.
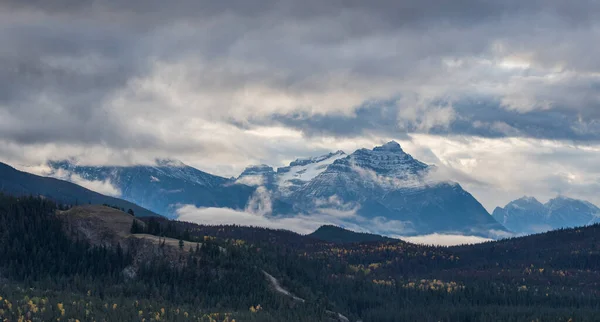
top-left (2, 194), bottom-right (600, 321)
top-left (0, 195), bottom-right (327, 321)
top-left (137, 215), bottom-right (600, 321)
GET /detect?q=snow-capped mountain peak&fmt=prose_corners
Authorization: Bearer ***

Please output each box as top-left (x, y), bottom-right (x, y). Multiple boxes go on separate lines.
top-left (327, 141), bottom-right (429, 180)
top-left (517, 196), bottom-right (541, 203)
top-left (154, 158), bottom-right (186, 167)
top-left (373, 140), bottom-right (403, 152)
top-left (285, 150), bottom-right (346, 169)
top-left (287, 142), bottom-right (505, 237)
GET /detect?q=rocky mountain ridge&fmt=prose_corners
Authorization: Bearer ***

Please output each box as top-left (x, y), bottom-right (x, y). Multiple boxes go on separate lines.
top-left (492, 196), bottom-right (600, 234)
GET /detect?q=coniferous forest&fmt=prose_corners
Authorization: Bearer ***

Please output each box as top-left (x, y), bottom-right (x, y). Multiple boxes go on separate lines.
top-left (2, 194), bottom-right (600, 321)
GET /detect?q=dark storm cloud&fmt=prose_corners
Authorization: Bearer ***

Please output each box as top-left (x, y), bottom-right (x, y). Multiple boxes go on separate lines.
top-left (3, 0), bottom-right (600, 211)
top-left (266, 95), bottom-right (600, 142)
top-left (1, 0), bottom-right (600, 161)
top-left (268, 101), bottom-right (409, 138)
top-left (5, 0), bottom-right (600, 26)
top-left (0, 7), bottom-right (156, 147)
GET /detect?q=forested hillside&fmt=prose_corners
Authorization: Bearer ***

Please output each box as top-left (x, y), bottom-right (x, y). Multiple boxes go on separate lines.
top-left (0, 162), bottom-right (158, 217)
top-left (0, 195), bottom-right (324, 321)
top-left (308, 225), bottom-right (397, 243)
top-left (2, 194), bottom-right (600, 321)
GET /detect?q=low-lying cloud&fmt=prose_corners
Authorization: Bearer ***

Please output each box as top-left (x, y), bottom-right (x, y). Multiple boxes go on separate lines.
top-left (49, 168), bottom-right (121, 197)
top-left (15, 164), bottom-right (121, 197)
top-left (176, 204), bottom-right (398, 235)
top-left (245, 186), bottom-right (273, 216)
top-left (177, 206), bottom-right (330, 234)
top-left (398, 234), bottom-right (492, 246)
top-left (175, 201), bottom-right (406, 238)
top-left (177, 205), bottom-right (492, 246)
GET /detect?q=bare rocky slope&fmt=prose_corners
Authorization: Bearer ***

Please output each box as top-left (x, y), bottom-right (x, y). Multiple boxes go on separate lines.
top-left (58, 205), bottom-right (193, 275)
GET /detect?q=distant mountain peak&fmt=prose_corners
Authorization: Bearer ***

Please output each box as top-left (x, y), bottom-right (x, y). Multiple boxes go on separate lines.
top-left (155, 158), bottom-right (186, 167)
top-left (547, 195), bottom-right (576, 203)
top-left (241, 164), bottom-right (275, 173)
top-left (518, 195), bottom-right (538, 202)
top-left (373, 141), bottom-right (403, 152)
top-left (513, 196), bottom-right (543, 205)
top-left (334, 141), bottom-right (428, 179)
top-left (285, 150), bottom-right (347, 169)
top-left (494, 195), bottom-right (600, 235)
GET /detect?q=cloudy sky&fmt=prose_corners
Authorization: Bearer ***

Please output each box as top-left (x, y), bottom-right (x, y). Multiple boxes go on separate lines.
top-left (1, 0), bottom-right (600, 211)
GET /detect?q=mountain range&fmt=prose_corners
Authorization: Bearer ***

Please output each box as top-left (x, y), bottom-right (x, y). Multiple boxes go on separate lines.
top-left (272, 141), bottom-right (506, 237)
top-left (492, 196), bottom-right (600, 235)
top-left (4, 141), bottom-right (600, 238)
top-left (47, 159), bottom-right (255, 217)
top-left (46, 141), bottom-right (507, 238)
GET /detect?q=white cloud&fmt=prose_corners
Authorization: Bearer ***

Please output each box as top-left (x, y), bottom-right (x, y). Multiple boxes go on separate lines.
top-left (70, 174), bottom-right (122, 197)
top-left (177, 205), bottom-right (487, 245)
top-left (245, 186), bottom-right (273, 216)
top-left (350, 162), bottom-right (434, 190)
top-left (47, 168), bottom-right (122, 197)
top-left (177, 206), bottom-right (326, 234)
top-left (398, 134), bottom-right (600, 211)
top-left (14, 165), bottom-right (122, 198)
top-left (235, 175), bottom-right (265, 186)
top-left (398, 234), bottom-right (492, 246)
top-left (176, 204), bottom-right (415, 236)
top-left (397, 95), bottom-right (457, 132)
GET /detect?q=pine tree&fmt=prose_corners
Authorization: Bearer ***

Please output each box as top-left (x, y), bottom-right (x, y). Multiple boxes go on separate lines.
top-left (130, 220), bottom-right (141, 234)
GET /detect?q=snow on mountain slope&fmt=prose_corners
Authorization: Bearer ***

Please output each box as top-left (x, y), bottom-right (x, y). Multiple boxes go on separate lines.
top-left (233, 151), bottom-right (347, 197)
top-left (291, 141), bottom-right (432, 202)
top-left (286, 141), bottom-right (506, 237)
top-left (275, 151), bottom-right (347, 196)
top-left (278, 151), bottom-right (346, 183)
